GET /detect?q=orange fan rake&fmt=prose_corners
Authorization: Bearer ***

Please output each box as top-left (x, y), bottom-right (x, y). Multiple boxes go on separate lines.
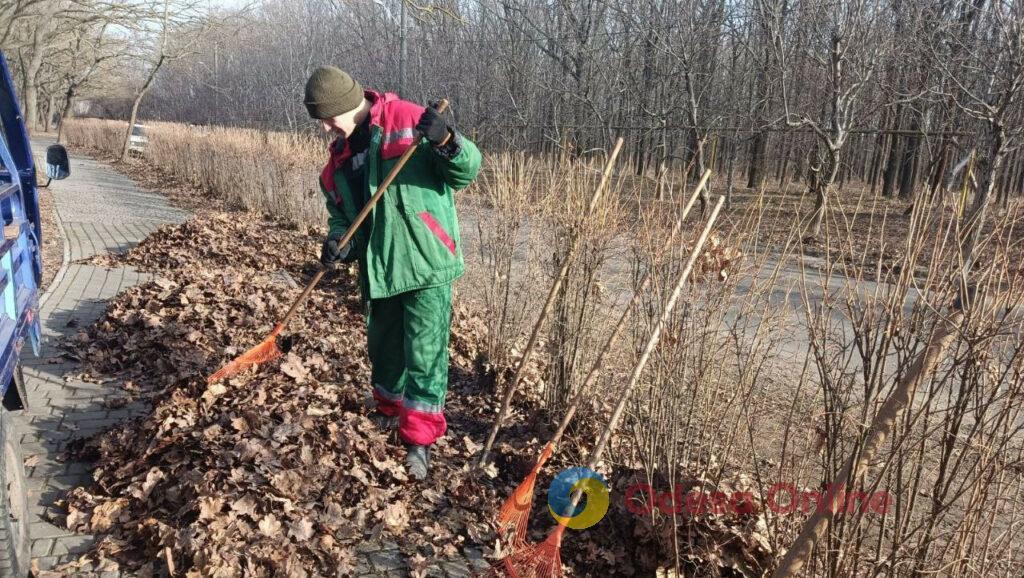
top-left (497, 442), bottom-right (554, 550)
top-left (206, 324), bottom-right (286, 383)
top-left (206, 100), bottom-right (449, 385)
top-left (493, 170), bottom-right (711, 552)
top-left (483, 524), bottom-right (568, 578)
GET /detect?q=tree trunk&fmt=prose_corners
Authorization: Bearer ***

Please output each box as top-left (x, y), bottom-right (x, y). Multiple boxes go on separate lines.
top-left (897, 135), bottom-right (919, 200)
top-left (1017, 153), bottom-right (1024, 197)
top-left (956, 129), bottom-right (1006, 309)
top-left (898, 114), bottom-right (922, 200)
top-left (997, 151), bottom-right (1019, 207)
top-left (881, 137), bottom-right (902, 198)
top-left (121, 55), bottom-right (165, 160)
top-left (1010, 152), bottom-right (1024, 201)
top-left (928, 139), bottom-right (951, 198)
top-left (747, 130), bottom-right (767, 189)
top-left (22, 1), bottom-right (60, 134)
top-left (42, 92), bottom-right (55, 133)
top-left (808, 145), bottom-right (841, 240)
top-left (726, 130), bottom-right (739, 208)
top-left (56, 84), bottom-right (76, 144)
top-left (869, 111), bottom-right (890, 194)
top-left (747, 39), bottom-right (771, 190)
top-left (779, 133), bottom-right (793, 186)
top-left (881, 109), bottom-right (904, 198)
top-left (682, 68), bottom-right (708, 213)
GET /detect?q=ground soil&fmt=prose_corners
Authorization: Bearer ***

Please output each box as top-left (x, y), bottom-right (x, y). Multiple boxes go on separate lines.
top-left (38, 184), bottom-right (62, 291)
top-left (29, 138), bottom-right (65, 291)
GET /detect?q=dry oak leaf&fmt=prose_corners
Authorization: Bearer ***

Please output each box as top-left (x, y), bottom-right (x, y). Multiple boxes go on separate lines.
top-left (409, 553), bottom-right (430, 578)
top-left (129, 467), bottom-right (166, 501)
top-left (258, 513), bottom-right (282, 536)
top-left (288, 517), bottom-right (316, 542)
top-left (280, 353), bottom-right (310, 383)
top-left (379, 502), bottom-right (410, 534)
top-left (203, 382), bottom-right (228, 406)
top-left (231, 494), bottom-right (258, 519)
top-left (90, 498), bottom-right (130, 532)
top-left (199, 496), bottom-right (226, 521)
top-left (65, 506), bottom-right (91, 532)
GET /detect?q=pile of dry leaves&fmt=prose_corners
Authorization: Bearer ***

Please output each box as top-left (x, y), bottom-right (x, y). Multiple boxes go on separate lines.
top-left (54, 211), bottom-right (508, 576)
top-left (50, 208), bottom-right (772, 576)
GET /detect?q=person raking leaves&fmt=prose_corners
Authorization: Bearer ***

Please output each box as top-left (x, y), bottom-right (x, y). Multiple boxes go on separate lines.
top-left (304, 66), bottom-right (482, 480)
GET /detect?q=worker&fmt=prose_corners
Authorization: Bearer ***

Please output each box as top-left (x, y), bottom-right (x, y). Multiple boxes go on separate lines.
top-left (304, 66), bottom-right (482, 480)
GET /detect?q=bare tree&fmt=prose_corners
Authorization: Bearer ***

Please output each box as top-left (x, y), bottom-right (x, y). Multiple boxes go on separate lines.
top-left (118, 0), bottom-right (222, 160)
top-left (31, 0), bottom-right (1008, 214)
top-left (18, 0), bottom-right (60, 132)
top-left (0, 0), bottom-right (46, 48)
top-left (762, 0), bottom-right (890, 240)
top-left (939, 0), bottom-right (1024, 292)
top-left (53, 17), bottom-right (124, 142)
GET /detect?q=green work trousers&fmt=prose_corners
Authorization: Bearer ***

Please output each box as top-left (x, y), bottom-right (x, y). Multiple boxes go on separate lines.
top-left (368, 283), bottom-right (452, 445)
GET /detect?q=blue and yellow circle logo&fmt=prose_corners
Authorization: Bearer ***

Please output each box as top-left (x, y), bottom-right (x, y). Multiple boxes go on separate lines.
top-left (547, 467), bottom-right (610, 529)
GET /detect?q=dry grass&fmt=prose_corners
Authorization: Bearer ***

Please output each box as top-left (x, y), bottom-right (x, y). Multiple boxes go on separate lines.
top-left (61, 118), bottom-right (125, 154)
top-left (63, 119), bottom-right (328, 232)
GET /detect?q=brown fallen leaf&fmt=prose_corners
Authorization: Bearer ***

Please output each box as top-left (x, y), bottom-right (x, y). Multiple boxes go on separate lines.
top-left (280, 353), bottom-right (310, 383)
top-left (258, 514), bottom-right (282, 537)
top-left (288, 517), bottom-right (315, 542)
top-left (198, 496), bottom-right (225, 520)
top-left (231, 494), bottom-right (258, 519)
top-left (65, 506), bottom-right (91, 532)
top-left (379, 502), bottom-right (410, 534)
top-left (91, 498), bottom-right (130, 532)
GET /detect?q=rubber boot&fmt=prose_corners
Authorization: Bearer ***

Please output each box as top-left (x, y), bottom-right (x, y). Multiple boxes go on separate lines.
top-left (405, 444), bottom-right (431, 481)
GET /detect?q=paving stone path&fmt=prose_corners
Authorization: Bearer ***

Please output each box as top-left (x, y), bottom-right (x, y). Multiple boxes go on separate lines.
top-left (19, 139), bottom-right (188, 571)
top-left (17, 139), bottom-right (488, 576)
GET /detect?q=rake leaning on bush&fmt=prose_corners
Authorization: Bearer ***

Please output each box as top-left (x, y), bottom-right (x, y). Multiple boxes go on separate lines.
top-left (304, 66), bottom-right (482, 480)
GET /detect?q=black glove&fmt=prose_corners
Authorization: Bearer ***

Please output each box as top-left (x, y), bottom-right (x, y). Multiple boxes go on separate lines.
top-left (320, 232), bottom-right (355, 267)
top-left (415, 103), bottom-right (453, 146)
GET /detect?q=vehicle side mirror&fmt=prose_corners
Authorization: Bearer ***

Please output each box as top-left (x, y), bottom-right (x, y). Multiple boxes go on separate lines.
top-left (45, 144), bottom-right (70, 180)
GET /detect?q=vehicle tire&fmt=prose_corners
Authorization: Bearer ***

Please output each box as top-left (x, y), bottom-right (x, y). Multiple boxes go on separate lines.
top-left (0, 405), bottom-right (30, 577)
top-left (2, 365), bottom-right (27, 411)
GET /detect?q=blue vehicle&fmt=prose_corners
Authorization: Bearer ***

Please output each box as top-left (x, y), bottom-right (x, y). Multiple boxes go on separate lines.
top-left (0, 51), bottom-right (70, 575)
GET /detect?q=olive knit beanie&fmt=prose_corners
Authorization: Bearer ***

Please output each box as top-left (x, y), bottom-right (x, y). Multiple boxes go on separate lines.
top-left (304, 66), bottom-right (364, 119)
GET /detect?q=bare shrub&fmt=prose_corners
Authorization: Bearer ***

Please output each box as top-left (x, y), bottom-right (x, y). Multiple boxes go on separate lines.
top-left (544, 155), bottom-right (629, 412)
top-left (789, 200), bottom-right (1024, 577)
top-left (458, 152), bottom-right (549, 375)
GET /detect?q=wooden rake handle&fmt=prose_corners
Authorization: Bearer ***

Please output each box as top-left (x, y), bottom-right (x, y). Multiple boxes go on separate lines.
top-left (477, 137), bottom-right (625, 468)
top-left (552, 195), bottom-right (727, 520)
top-left (547, 169), bottom-right (712, 450)
top-left (275, 99), bottom-right (451, 330)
